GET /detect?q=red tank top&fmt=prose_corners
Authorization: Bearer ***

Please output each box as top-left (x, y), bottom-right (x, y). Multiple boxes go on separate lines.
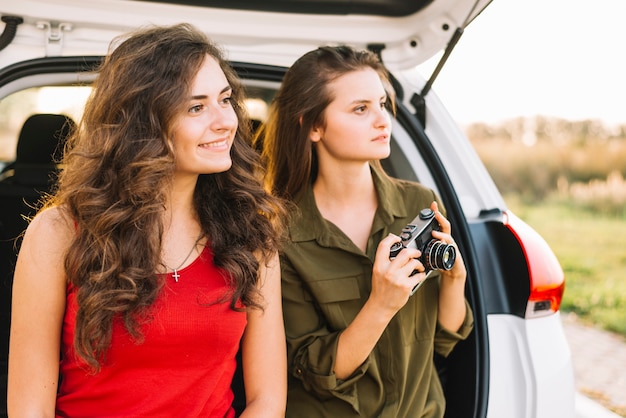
top-left (56, 246), bottom-right (247, 417)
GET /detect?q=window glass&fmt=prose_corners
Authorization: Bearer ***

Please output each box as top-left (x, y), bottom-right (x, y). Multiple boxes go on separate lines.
top-left (0, 84), bottom-right (274, 171)
top-left (0, 86), bottom-right (91, 166)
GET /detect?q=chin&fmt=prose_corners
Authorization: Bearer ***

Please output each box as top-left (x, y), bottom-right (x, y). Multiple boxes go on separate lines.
top-left (208, 160), bottom-right (233, 174)
top-left (374, 149), bottom-right (391, 160)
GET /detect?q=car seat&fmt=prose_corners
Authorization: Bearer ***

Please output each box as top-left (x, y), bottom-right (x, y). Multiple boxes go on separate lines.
top-left (0, 113), bottom-right (75, 416)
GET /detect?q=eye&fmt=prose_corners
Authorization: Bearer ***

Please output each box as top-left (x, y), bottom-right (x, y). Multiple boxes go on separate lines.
top-left (354, 105), bottom-right (367, 113)
top-left (189, 103), bottom-right (204, 114)
top-left (220, 94), bottom-right (233, 106)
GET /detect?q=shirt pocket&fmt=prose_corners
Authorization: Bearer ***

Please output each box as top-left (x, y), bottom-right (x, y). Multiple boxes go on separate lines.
top-left (306, 276), bottom-right (363, 331)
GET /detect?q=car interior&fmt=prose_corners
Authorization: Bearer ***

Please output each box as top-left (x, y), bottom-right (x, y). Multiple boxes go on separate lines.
top-left (0, 112), bottom-right (75, 412)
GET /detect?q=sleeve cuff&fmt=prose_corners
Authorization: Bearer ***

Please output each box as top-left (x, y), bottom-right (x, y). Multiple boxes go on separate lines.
top-left (292, 335), bottom-right (371, 413)
top-left (434, 300), bottom-right (474, 357)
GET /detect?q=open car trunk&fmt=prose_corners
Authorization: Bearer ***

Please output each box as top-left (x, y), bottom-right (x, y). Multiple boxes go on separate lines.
top-left (0, 1), bottom-right (497, 417)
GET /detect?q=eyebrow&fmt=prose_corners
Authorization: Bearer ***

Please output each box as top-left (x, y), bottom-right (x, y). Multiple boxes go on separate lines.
top-left (189, 85), bottom-right (232, 100)
top-left (350, 95), bottom-right (387, 105)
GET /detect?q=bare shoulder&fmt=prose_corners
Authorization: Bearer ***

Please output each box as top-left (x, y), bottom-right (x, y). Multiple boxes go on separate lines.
top-left (20, 206), bottom-right (74, 266)
top-left (26, 206), bottom-right (73, 237)
top-left (253, 250), bottom-right (281, 307)
top-left (11, 206), bottom-right (73, 330)
top-left (255, 250), bottom-right (280, 281)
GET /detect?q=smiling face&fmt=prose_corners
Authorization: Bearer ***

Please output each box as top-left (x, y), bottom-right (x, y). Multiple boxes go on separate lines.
top-left (170, 55), bottom-right (238, 177)
top-left (309, 67), bottom-right (392, 167)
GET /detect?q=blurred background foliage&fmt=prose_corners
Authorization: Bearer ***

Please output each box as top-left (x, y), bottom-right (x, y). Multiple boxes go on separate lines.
top-left (466, 116), bottom-right (626, 337)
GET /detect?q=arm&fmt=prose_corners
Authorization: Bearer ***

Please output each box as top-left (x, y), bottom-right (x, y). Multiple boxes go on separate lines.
top-left (239, 251), bottom-right (287, 418)
top-left (333, 198), bottom-right (470, 375)
top-left (429, 201), bottom-right (468, 332)
top-left (333, 234), bottom-right (423, 380)
top-left (7, 207), bottom-right (72, 417)
top-left (281, 233), bottom-right (422, 403)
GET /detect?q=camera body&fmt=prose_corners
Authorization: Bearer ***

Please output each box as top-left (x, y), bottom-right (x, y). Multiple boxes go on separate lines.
top-left (389, 208), bottom-right (456, 294)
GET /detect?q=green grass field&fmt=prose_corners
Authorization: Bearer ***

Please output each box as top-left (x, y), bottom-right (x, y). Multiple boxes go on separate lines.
top-left (505, 196), bottom-right (626, 337)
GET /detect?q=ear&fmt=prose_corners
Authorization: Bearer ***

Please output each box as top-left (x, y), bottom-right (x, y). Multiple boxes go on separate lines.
top-left (309, 125), bottom-right (323, 143)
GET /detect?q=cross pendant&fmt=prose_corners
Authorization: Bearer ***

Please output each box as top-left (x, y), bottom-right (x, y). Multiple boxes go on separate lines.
top-left (172, 269), bottom-right (180, 282)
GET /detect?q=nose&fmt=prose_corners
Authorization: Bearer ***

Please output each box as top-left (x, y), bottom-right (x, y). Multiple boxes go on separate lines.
top-left (209, 103), bottom-right (238, 132)
top-left (374, 105), bottom-right (391, 129)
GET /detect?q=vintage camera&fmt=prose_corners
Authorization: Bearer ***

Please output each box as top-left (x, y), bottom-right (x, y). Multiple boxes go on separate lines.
top-left (389, 208), bottom-right (456, 294)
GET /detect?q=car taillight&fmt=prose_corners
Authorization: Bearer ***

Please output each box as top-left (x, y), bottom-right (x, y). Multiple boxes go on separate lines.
top-left (503, 210), bottom-right (565, 318)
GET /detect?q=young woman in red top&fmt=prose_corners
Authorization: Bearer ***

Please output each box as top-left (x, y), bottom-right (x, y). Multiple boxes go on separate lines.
top-left (8, 23), bottom-right (287, 417)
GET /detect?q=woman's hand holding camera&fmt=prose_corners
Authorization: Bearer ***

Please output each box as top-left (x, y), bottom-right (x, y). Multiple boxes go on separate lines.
top-left (369, 201), bottom-right (467, 319)
top-left (429, 201), bottom-right (467, 284)
top-left (370, 234), bottom-right (425, 316)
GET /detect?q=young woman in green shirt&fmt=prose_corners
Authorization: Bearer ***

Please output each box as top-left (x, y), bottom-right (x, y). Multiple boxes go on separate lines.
top-left (257, 45), bottom-right (474, 418)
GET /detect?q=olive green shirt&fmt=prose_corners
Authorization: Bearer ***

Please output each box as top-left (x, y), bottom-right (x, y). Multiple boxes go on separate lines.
top-left (281, 165), bottom-right (474, 418)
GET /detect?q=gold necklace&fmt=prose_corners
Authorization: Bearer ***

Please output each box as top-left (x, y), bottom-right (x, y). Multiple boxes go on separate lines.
top-left (164, 233), bottom-right (203, 282)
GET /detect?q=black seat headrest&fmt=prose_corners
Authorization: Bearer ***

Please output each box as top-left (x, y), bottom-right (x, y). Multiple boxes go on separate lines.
top-left (16, 113), bottom-right (75, 165)
top-left (11, 113), bottom-right (75, 187)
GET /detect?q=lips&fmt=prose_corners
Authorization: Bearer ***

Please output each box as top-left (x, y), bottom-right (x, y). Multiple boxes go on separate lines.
top-left (199, 139), bottom-right (229, 149)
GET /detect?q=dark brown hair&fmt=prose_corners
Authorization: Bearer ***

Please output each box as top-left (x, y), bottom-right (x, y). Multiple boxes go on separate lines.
top-left (49, 23), bottom-right (286, 370)
top-left (256, 45), bottom-right (394, 200)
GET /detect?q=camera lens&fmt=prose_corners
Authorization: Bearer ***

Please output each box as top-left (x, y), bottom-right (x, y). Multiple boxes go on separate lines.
top-left (423, 240), bottom-right (456, 271)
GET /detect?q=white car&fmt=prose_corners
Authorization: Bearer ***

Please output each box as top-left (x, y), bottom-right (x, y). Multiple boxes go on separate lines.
top-left (0, 1), bottom-right (575, 416)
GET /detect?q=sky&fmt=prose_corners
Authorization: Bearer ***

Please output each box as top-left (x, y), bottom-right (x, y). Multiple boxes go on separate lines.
top-left (417, 0), bottom-right (626, 127)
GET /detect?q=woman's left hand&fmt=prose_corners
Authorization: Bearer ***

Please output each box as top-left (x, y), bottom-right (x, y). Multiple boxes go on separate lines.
top-left (430, 201), bottom-right (468, 332)
top-left (429, 201), bottom-right (466, 283)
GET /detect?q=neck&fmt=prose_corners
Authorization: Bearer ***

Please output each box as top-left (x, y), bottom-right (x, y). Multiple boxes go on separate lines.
top-left (314, 162), bottom-right (375, 205)
top-left (163, 175), bottom-right (201, 238)
top-left (313, 162), bottom-right (377, 216)
top-left (160, 177), bottom-right (204, 278)
top-left (313, 162), bottom-right (378, 252)
top-left (170, 172), bottom-right (198, 202)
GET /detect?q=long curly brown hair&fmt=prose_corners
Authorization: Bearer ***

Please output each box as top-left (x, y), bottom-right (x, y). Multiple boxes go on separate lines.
top-left (47, 23), bottom-right (287, 370)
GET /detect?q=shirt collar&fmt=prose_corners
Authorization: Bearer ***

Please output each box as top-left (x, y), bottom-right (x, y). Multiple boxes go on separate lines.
top-left (290, 163), bottom-right (407, 243)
